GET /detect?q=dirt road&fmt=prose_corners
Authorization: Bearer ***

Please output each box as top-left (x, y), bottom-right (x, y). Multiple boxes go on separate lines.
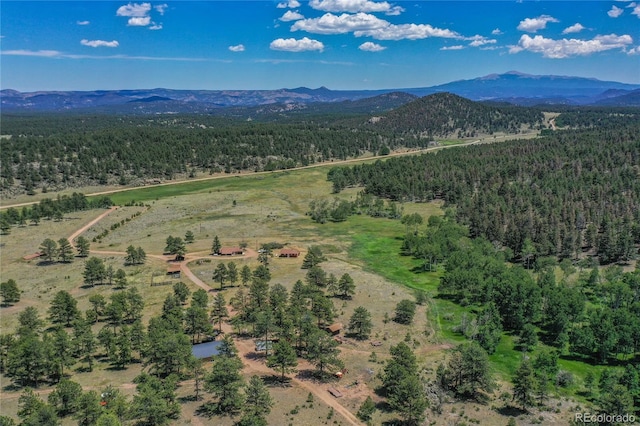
top-left (67, 206), bottom-right (118, 247)
top-left (222, 324), bottom-right (363, 426)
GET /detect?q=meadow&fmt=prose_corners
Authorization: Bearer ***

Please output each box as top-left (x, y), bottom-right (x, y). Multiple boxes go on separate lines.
top-left (0, 157), bottom-right (597, 425)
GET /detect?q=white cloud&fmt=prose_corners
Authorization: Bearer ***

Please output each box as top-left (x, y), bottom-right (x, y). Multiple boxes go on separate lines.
top-left (608, 5), bottom-right (624, 17)
top-left (517, 15), bottom-right (559, 32)
top-left (467, 35), bottom-right (496, 47)
top-left (355, 23), bottom-right (462, 40)
top-left (128, 16), bottom-right (151, 26)
top-left (77, 20), bottom-right (90, 25)
top-left (632, 4), bottom-right (640, 17)
top-left (627, 46), bottom-right (640, 55)
top-left (292, 12), bottom-right (388, 34)
top-left (149, 24), bottom-right (163, 30)
top-left (562, 23), bottom-right (585, 34)
top-left (292, 11), bottom-right (459, 41)
top-left (309, 0), bottom-right (404, 15)
top-left (154, 4), bottom-right (168, 15)
top-left (358, 41), bottom-right (386, 51)
top-left (280, 11), bottom-right (305, 22)
top-left (509, 33), bottom-right (633, 58)
top-left (81, 39), bottom-right (119, 48)
top-left (116, 3), bottom-right (151, 17)
top-left (491, 28), bottom-right (503, 35)
top-left (229, 44), bottom-right (245, 52)
top-left (385, 6), bottom-right (404, 16)
top-left (1, 49), bottom-right (61, 57)
top-left (277, 0), bottom-right (301, 8)
top-left (440, 45), bottom-right (465, 51)
top-left (270, 37), bottom-right (324, 52)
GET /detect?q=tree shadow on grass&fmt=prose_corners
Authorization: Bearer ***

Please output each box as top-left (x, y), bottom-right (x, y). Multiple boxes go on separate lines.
top-left (382, 418), bottom-right (406, 426)
top-left (375, 399), bottom-right (393, 413)
top-left (496, 405), bottom-right (528, 417)
top-left (296, 368), bottom-right (337, 383)
top-left (105, 365), bottom-right (128, 372)
top-left (244, 351), bottom-right (265, 361)
top-left (262, 374), bottom-right (293, 387)
top-left (195, 402), bottom-right (218, 418)
top-left (2, 382), bottom-right (23, 392)
top-left (178, 395), bottom-right (200, 404)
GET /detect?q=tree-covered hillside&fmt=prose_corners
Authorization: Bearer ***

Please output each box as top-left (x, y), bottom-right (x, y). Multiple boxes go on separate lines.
top-left (367, 92), bottom-right (545, 138)
top-left (329, 122), bottom-right (640, 264)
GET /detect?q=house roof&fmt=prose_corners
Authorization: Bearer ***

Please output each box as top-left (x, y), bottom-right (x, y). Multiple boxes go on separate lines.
top-left (166, 265), bottom-right (181, 273)
top-left (219, 247), bottom-right (243, 255)
top-left (280, 248), bottom-right (300, 256)
top-left (192, 341), bottom-right (222, 359)
top-left (326, 323), bottom-right (343, 333)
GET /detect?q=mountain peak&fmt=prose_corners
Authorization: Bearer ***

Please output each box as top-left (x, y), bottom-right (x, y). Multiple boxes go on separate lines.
top-left (503, 70), bottom-right (530, 76)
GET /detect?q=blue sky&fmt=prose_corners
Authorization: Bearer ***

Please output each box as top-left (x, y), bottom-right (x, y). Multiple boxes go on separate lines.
top-left (1, 1), bottom-right (639, 91)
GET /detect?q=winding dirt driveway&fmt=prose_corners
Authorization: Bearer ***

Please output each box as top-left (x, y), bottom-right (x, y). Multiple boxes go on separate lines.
top-left (61, 207), bottom-right (362, 424)
top-left (222, 324), bottom-right (363, 426)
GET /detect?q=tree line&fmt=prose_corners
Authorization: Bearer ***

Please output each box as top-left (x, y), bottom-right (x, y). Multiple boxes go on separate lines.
top-left (0, 193), bottom-right (112, 234)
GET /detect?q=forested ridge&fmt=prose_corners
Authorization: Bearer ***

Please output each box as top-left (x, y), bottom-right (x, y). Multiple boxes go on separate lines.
top-left (367, 92), bottom-right (545, 138)
top-left (329, 122), bottom-right (640, 264)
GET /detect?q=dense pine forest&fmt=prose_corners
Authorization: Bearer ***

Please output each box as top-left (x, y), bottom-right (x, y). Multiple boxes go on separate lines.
top-left (0, 93), bottom-right (547, 197)
top-left (0, 114), bottom-right (420, 196)
top-left (328, 122), bottom-right (640, 264)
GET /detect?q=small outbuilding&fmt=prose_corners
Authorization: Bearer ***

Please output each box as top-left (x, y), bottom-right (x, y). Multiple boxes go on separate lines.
top-left (192, 341), bottom-right (222, 360)
top-left (279, 248), bottom-right (300, 258)
top-left (166, 265), bottom-right (181, 278)
top-left (218, 247), bottom-right (244, 256)
top-left (327, 387), bottom-right (343, 398)
top-left (23, 252), bottom-right (43, 261)
top-left (325, 323), bottom-right (343, 335)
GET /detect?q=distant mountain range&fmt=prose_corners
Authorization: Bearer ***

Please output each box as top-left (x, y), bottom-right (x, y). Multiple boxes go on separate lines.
top-left (2, 71), bottom-right (639, 114)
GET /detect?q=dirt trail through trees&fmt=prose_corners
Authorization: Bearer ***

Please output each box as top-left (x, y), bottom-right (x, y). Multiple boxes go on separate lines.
top-left (222, 325), bottom-right (363, 426)
top-left (54, 206), bottom-right (362, 425)
top-left (67, 206), bottom-right (117, 247)
top-left (18, 197), bottom-right (362, 425)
